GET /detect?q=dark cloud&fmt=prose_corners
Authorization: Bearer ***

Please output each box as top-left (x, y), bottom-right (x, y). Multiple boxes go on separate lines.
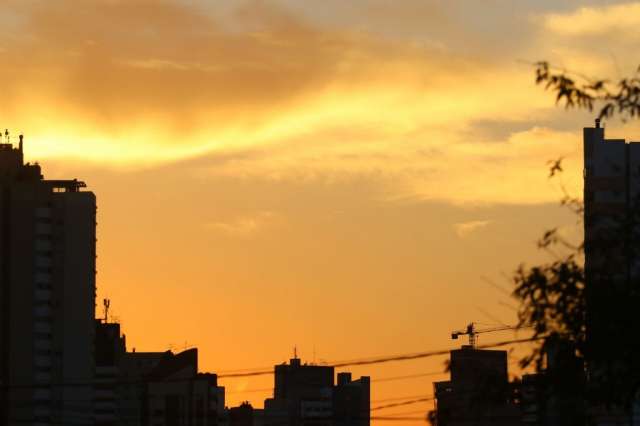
top-left (0, 0), bottom-right (466, 136)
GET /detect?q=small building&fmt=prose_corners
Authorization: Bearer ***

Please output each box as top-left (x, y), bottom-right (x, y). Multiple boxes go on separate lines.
top-left (433, 345), bottom-right (521, 426)
top-left (229, 402), bottom-right (259, 426)
top-left (119, 349), bottom-right (168, 424)
top-left (260, 356), bottom-right (369, 426)
top-left (95, 321), bottom-right (222, 426)
top-left (95, 320), bottom-right (126, 426)
top-left (333, 373), bottom-right (370, 426)
top-left (144, 349), bottom-right (220, 426)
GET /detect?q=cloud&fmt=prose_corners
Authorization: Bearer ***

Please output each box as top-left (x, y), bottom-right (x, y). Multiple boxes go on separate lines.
top-left (204, 211), bottom-right (276, 238)
top-left (0, 0), bottom-right (607, 206)
top-left (0, 0), bottom-right (498, 163)
top-left (542, 2), bottom-right (640, 38)
top-left (532, 2), bottom-right (640, 80)
top-left (183, 124), bottom-right (583, 205)
top-left (454, 220), bottom-right (491, 238)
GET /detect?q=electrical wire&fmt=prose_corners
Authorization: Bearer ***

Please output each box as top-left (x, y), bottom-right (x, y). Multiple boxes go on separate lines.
top-left (222, 370), bottom-right (447, 396)
top-left (372, 371), bottom-right (445, 383)
top-left (0, 337), bottom-right (538, 390)
top-left (216, 336), bottom-right (539, 378)
top-left (372, 397), bottom-right (434, 411)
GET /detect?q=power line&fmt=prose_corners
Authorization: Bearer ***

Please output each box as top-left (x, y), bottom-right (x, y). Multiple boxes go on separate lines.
top-left (215, 364), bottom-right (274, 374)
top-left (225, 386), bottom-right (273, 394)
top-left (222, 375), bottom-right (443, 402)
top-left (372, 397), bottom-right (434, 411)
top-left (223, 370), bottom-right (446, 396)
top-left (370, 415), bottom-right (428, 421)
top-left (220, 336), bottom-right (535, 377)
top-left (331, 337), bottom-right (538, 369)
top-left (0, 337), bottom-right (539, 390)
top-left (372, 394), bottom-right (433, 403)
top-left (7, 408), bottom-right (431, 424)
top-left (217, 337), bottom-right (538, 378)
top-left (375, 409), bottom-right (432, 417)
top-left (372, 371), bottom-right (445, 383)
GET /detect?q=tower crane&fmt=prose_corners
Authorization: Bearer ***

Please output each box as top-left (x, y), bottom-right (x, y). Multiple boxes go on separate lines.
top-left (451, 322), bottom-right (520, 349)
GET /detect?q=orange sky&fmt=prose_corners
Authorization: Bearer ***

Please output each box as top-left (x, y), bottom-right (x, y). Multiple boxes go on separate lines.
top-left (4, 1), bottom-right (640, 424)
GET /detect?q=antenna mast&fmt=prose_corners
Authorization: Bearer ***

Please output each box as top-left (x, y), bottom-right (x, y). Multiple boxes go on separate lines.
top-left (103, 298), bottom-right (110, 323)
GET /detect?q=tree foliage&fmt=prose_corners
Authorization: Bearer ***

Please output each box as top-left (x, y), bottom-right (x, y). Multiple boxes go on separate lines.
top-left (430, 62), bottom-right (640, 425)
top-left (535, 61), bottom-right (640, 121)
top-left (513, 250), bottom-right (585, 371)
top-left (513, 63), bottom-right (640, 419)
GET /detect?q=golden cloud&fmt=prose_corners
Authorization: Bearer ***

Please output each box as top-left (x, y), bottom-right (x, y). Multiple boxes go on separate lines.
top-left (204, 211), bottom-right (277, 238)
top-left (454, 220), bottom-right (491, 238)
top-left (0, 0), bottom-right (598, 205)
top-left (542, 2), bottom-right (640, 38)
top-left (0, 0), bottom-right (482, 162)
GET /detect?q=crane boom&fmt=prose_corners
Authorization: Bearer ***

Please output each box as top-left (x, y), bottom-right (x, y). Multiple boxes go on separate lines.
top-left (451, 322), bottom-right (520, 348)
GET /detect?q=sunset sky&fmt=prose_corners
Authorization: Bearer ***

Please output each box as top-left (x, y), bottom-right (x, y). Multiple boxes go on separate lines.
top-left (3, 0), bottom-right (640, 423)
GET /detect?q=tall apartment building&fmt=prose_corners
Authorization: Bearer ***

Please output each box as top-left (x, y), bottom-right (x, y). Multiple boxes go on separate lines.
top-left (583, 119), bottom-right (640, 283)
top-left (583, 120), bottom-right (640, 365)
top-left (0, 135), bottom-right (96, 425)
top-left (583, 120), bottom-right (640, 425)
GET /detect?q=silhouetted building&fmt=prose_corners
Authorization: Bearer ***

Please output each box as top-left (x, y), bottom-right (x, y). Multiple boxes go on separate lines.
top-left (583, 118), bottom-right (637, 274)
top-left (520, 373), bottom-right (545, 425)
top-left (96, 318), bottom-right (224, 426)
top-left (583, 120), bottom-right (635, 346)
top-left (433, 346), bottom-right (521, 426)
top-left (333, 373), bottom-right (370, 426)
top-left (0, 134), bottom-right (97, 425)
top-left (517, 347), bottom-right (585, 426)
top-left (583, 120), bottom-right (640, 425)
top-left (0, 132), bottom-right (227, 426)
top-left (144, 348), bottom-right (219, 426)
top-left (95, 320), bottom-right (126, 425)
top-left (229, 402), bottom-right (264, 426)
top-left (263, 357), bottom-right (369, 426)
top-left (119, 349), bottom-right (169, 424)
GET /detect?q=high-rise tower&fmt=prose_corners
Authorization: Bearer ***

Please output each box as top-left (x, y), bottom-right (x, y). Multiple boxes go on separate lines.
top-left (583, 120), bottom-right (640, 416)
top-left (583, 119), bottom-right (638, 285)
top-left (0, 133), bottom-right (96, 425)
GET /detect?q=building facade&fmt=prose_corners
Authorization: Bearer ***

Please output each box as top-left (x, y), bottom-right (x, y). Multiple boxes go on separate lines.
top-left (583, 120), bottom-right (640, 425)
top-left (262, 357), bottom-right (369, 426)
top-left (95, 320), bottom-right (127, 426)
top-left (0, 135), bottom-right (97, 425)
top-left (583, 119), bottom-right (640, 339)
top-left (145, 349), bottom-right (219, 426)
top-left (96, 322), bottom-right (222, 426)
top-left (433, 346), bottom-right (520, 426)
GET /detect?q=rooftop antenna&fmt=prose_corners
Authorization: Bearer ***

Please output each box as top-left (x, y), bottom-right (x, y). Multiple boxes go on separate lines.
top-left (18, 134), bottom-right (23, 153)
top-left (595, 118), bottom-right (601, 128)
top-left (103, 298), bottom-right (110, 323)
top-left (293, 345), bottom-right (298, 360)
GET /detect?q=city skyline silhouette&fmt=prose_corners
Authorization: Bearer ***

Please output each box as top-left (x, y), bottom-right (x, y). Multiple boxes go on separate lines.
top-left (0, 1), bottom-right (638, 425)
